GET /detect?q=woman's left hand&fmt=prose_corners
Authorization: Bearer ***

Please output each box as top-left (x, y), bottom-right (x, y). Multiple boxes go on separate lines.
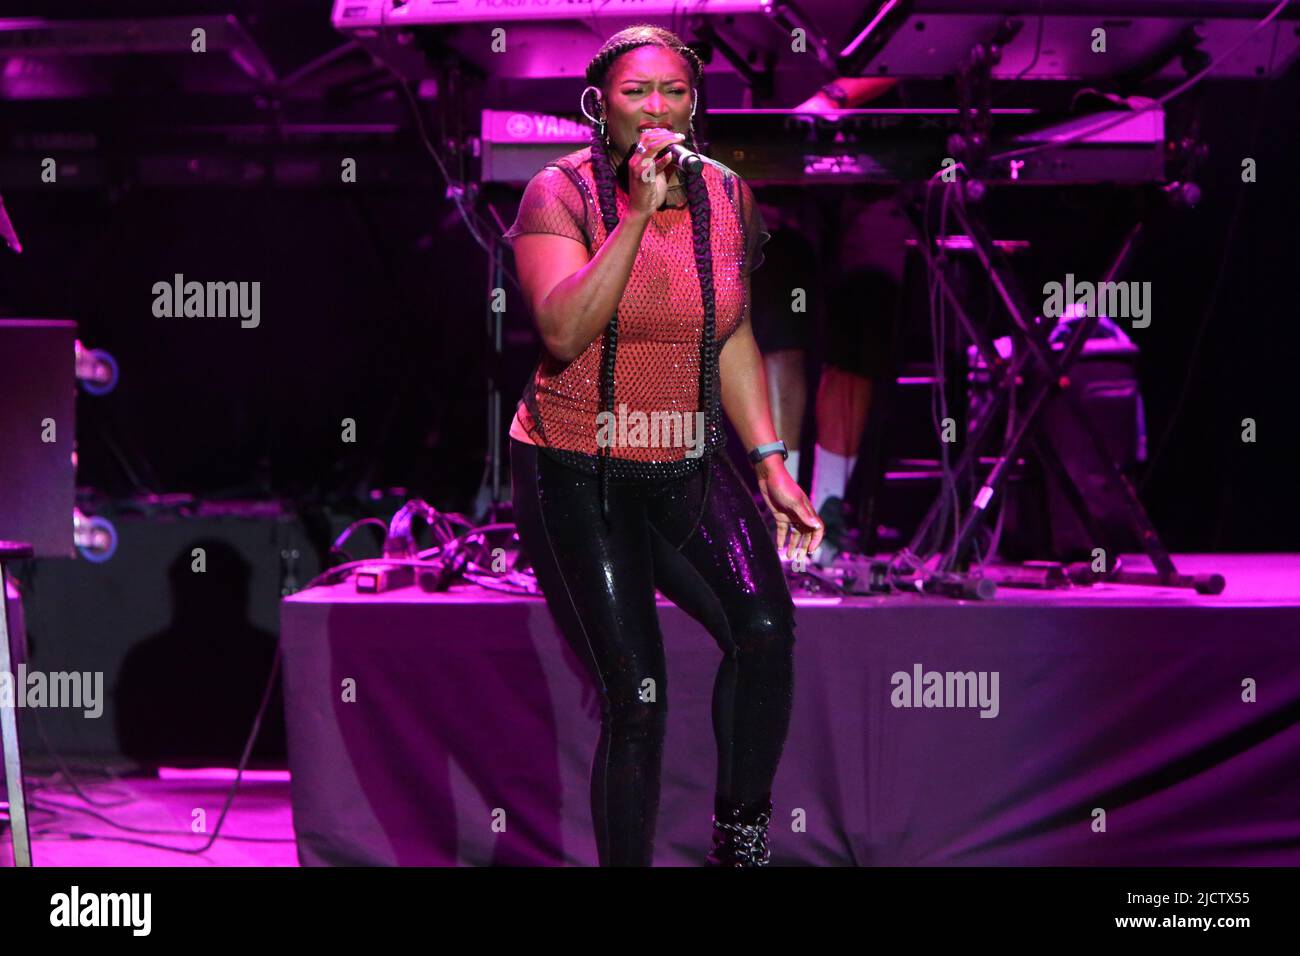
top-left (755, 460), bottom-right (824, 565)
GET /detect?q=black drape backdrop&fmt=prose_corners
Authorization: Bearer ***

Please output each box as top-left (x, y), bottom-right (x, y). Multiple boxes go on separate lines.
top-left (2, 63), bottom-right (1297, 550)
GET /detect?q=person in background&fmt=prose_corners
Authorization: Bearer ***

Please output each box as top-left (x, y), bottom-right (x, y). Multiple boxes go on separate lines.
top-left (751, 75), bottom-right (912, 560)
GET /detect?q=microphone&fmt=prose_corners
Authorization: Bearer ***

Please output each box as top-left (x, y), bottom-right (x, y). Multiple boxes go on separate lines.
top-left (665, 143), bottom-right (703, 173)
top-left (623, 138), bottom-right (704, 175)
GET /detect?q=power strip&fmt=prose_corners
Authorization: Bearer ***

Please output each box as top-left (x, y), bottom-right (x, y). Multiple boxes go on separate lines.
top-left (354, 564), bottom-right (415, 594)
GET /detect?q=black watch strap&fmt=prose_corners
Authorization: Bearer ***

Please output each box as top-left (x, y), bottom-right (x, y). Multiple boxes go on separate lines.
top-left (748, 440), bottom-right (788, 465)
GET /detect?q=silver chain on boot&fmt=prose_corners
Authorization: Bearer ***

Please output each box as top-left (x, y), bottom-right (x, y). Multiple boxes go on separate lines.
top-left (711, 806), bottom-right (773, 866)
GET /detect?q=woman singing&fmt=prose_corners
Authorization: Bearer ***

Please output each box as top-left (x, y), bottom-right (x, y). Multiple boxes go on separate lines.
top-left (504, 24), bottom-right (823, 867)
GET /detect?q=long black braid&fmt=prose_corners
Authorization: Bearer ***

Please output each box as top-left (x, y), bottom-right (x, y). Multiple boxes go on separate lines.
top-left (584, 25), bottom-right (718, 523)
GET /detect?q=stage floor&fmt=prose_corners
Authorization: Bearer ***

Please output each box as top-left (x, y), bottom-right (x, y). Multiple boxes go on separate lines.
top-left (12, 553), bottom-right (1298, 867)
top-left (7, 766), bottom-right (298, 867)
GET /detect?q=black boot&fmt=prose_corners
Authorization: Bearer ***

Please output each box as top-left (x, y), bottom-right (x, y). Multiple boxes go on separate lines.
top-left (704, 794), bottom-right (773, 867)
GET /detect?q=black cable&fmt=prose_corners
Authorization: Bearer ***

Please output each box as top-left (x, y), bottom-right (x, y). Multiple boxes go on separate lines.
top-left (460, 571), bottom-right (538, 595)
top-left (1009, 0), bottom-right (1045, 84)
top-left (330, 516), bottom-right (389, 563)
top-left (935, 182), bottom-right (962, 571)
top-left (12, 645), bottom-right (287, 855)
top-left (917, 175), bottom-right (962, 569)
top-left (372, 0), bottom-right (521, 288)
top-left (27, 706), bottom-right (135, 809)
top-left (97, 429), bottom-right (159, 498)
top-left (988, 0), bottom-right (1046, 112)
top-left (22, 798), bottom-right (294, 845)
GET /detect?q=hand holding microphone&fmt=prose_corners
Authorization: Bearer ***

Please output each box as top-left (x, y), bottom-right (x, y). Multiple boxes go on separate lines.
top-left (626, 127), bottom-right (702, 215)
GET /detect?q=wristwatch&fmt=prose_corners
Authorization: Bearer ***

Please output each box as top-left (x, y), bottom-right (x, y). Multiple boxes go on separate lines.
top-left (748, 440), bottom-right (788, 465)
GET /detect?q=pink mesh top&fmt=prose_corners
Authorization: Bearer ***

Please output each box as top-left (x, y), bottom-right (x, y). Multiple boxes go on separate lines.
top-left (503, 146), bottom-right (769, 480)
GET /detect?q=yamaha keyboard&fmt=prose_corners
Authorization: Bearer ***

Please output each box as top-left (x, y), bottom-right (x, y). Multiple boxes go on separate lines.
top-left (332, 0), bottom-right (1299, 84)
top-left (480, 108), bottom-right (1165, 186)
top-left (333, 0), bottom-right (764, 27)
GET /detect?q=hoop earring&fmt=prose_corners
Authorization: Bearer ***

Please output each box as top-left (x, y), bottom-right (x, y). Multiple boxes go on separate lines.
top-left (580, 84), bottom-right (606, 138)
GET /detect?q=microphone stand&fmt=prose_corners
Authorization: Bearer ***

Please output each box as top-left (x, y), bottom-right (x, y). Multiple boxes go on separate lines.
top-left (0, 192), bottom-right (34, 865)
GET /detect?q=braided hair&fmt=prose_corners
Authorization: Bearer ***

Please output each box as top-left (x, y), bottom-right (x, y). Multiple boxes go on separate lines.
top-left (582, 25), bottom-right (718, 522)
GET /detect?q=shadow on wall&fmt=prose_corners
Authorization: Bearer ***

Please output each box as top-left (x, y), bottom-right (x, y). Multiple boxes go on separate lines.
top-left (114, 537), bottom-right (286, 766)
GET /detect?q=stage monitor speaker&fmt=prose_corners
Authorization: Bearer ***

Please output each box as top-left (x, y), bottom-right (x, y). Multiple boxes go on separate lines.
top-left (0, 319), bottom-right (77, 558)
top-left (17, 511), bottom-right (332, 766)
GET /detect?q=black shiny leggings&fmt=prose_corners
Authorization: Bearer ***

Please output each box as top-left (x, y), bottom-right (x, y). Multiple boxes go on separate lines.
top-left (510, 438), bottom-right (797, 866)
